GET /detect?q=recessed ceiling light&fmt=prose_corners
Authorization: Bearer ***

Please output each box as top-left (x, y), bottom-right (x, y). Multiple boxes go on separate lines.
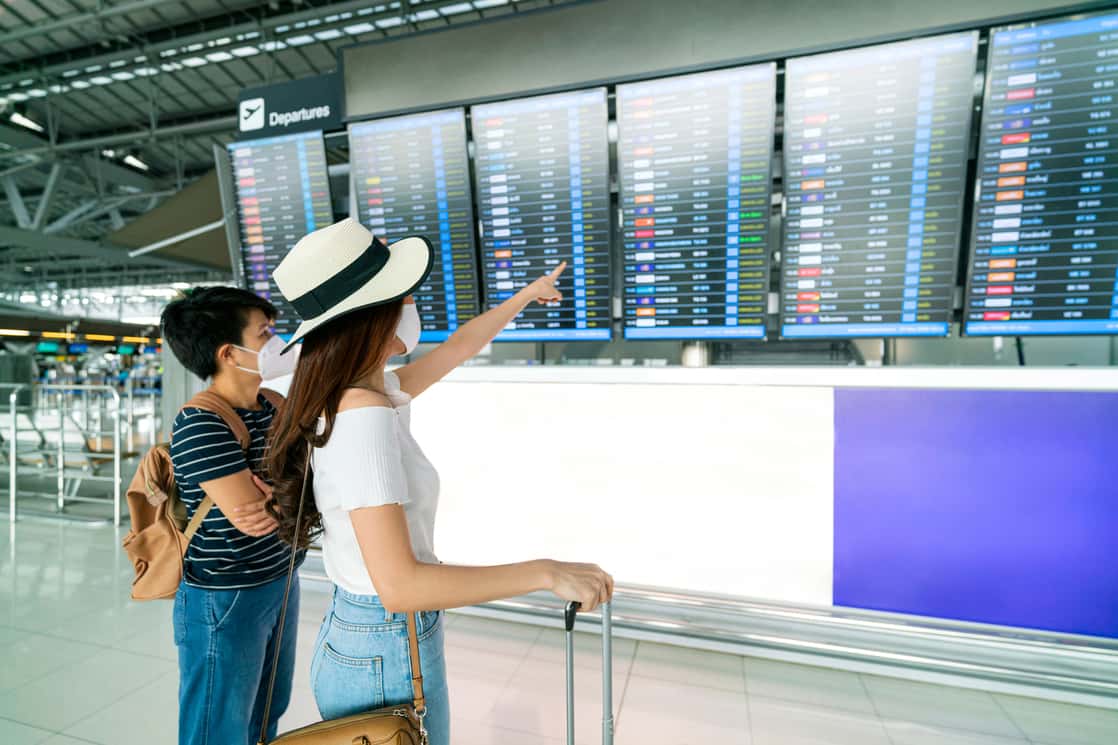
top-left (314, 29), bottom-right (343, 41)
top-left (260, 41), bottom-right (287, 51)
top-left (376, 17), bottom-right (403, 28)
top-left (181, 57), bottom-right (207, 67)
top-left (124, 154), bottom-right (149, 171)
top-left (285, 34), bottom-right (314, 46)
top-left (70, 80), bottom-right (91, 89)
top-left (111, 71), bottom-right (135, 81)
top-left (135, 67), bottom-right (159, 76)
top-left (344, 22), bottom-right (375, 34)
top-left (90, 76), bottom-right (113, 85)
top-left (10, 112), bottom-right (44, 132)
top-left (231, 46), bottom-right (259, 57)
top-left (205, 51), bottom-right (233, 62)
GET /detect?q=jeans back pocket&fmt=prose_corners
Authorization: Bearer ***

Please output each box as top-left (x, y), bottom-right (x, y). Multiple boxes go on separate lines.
top-left (312, 642), bottom-right (386, 720)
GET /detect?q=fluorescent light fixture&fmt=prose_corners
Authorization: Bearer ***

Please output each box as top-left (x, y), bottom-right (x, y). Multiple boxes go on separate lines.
top-left (413, 10), bottom-right (439, 21)
top-left (0, 329), bottom-right (30, 337)
top-left (231, 46), bottom-right (259, 57)
top-left (171, 282), bottom-right (191, 290)
top-left (160, 49), bottom-right (177, 57)
top-left (109, 59), bottom-right (126, 68)
top-left (440, 2), bottom-right (474, 14)
top-left (134, 55), bottom-right (147, 62)
top-left (376, 17), bottom-right (403, 28)
top-left (48, 84), bottom-right (66, 93)
top-left (260, 41), bottom-right (287, 51)
top-left (10, 112), bottom-right (44, 132)
top-left (135, 67), bottom-right (159, 76)
top-left (186, 43), bottom-right (204, 52)
top-left (344, 22), bottom-right (375, 34)
top-left (181, 57), bottom-right (207, 67)
top-left (205, 51), bottom-right (233, 62)
top-left (286, 34), bottom-right (314, 46)
top-left (123, 154), bottom-right (149, 171)
top-left (474, 0), bottom-right (508, 6)
top-left (70, 80), bottom-right (91, 89)
top-left (111, 71), bottom-right (135, 81)
top-left (357, 7), bottom-right (374, 15)
top-left (85, 333), bottom-right (116, 342)
top-left (62, 69), bottom-right (80, 77)
top-left (7, 92), bottom-right (28, 101)
top-left (326, 14), bottom-right (341, 22)
top-left (214, 37), bottom-right (231, 45)
top-left (84, 65), bottom-right (101, 73)
top-left (102, 148), bottom-right (116, 157)
top-left (90, 75), bottom-right (113, 85)
top-left (314, 29), bottom-right (343, 40)
top-left (160, 63), bottom-right (183, 72)
top-left (275, 24), bottom-right (290, 33)
top-left (305, 18), bottom-right (321, 27)
top-left (26, 88), bottom-right (45, 97)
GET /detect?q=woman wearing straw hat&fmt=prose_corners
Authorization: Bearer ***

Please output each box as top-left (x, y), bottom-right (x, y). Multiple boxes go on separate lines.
top-left (263, 218), bottom-right (614, 745)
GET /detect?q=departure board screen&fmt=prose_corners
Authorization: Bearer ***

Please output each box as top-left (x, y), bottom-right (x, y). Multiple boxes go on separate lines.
top-left (349, 110), bottom-right (481, 342)
top-left (964, 11), bottom-right (1118, 336)
top-left (781, 32), bottom-right (979, 338)
top-left (472, 88), bottom-right (612, 341)
top-left (618, 64), bottom-right (777, 340)
top-left (229, 131), bottom-right (332, 337)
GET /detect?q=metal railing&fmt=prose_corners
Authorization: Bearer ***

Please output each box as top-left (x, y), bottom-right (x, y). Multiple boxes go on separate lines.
top-left (1, 381), bottom-right (160, 526)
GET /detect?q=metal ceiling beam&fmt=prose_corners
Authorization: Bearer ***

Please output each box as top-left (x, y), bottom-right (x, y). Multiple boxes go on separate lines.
top-left (1, 177), bottom-right (32, 228)
top-left (0, 224), bottom-right (213, 271)
top-left (0, 0), bottom-right (493, 87)
top-left (0, 0), bottom-right (174, 47)
top-left (29, 162), bottom-right (63, 230)
top-left (0, 116), bottom-right (237, 161)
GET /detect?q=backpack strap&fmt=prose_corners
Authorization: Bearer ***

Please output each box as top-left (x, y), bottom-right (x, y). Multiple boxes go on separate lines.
top-left (258, 386), bottom-right (285, 415)
top-left (185, 390), bottom-right (252, 450)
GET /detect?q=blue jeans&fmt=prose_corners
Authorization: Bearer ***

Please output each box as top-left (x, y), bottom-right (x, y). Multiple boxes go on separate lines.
top-left (310, 587), bottom-right (449, 745)
top-left (173, 576), bottom-right (299, 745)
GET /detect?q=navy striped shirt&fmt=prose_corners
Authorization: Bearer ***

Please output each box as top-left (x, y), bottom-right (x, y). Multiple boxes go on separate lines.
top-left (169, 394), bottom-right (302, 589)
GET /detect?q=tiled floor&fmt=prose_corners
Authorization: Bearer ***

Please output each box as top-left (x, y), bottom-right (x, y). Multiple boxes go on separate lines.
top-left (1, 520), bottom-right (1115, 745)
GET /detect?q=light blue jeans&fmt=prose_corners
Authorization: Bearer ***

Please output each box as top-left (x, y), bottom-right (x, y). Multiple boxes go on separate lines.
top-left (310, 587), bottom-right (449, 745)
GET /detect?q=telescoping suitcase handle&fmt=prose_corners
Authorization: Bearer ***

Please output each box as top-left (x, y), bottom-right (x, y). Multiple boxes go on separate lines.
top-left (565, 600), bottom-right (614, 745)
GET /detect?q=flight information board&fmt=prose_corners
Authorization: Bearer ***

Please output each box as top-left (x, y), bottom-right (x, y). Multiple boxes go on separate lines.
top-left (781, 32), bottom-right (979, 338)
top-left (349, 110), bottom-right (481, 342)
top-left (229, 130), bottom-right (332, 337)
top-left (471, 88), bottom-right (612, 341)
top-left (964, 10), bottom-right (1118, 336)
top-left (618, 64), bottom-right (777, 340)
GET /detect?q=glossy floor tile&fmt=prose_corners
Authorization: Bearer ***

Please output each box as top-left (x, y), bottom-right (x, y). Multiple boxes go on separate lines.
top-left (1, 519), bottom-right (1114, 745)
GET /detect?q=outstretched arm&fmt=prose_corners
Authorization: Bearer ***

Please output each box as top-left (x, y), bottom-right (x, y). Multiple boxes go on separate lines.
top-left (394, 261), bottom-right (567, 398)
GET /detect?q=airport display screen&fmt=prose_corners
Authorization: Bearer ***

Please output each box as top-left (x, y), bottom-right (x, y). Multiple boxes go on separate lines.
top-left (36, 341), bottom-right (59, 354)
top-left (617, 63), bottom-right (777, 340)
top-left (228, 130), bottom-right (333, 337)
top-left (781, 32), bottom-right (979, 338)
top-left (349, 110), bottom-right (482, 342)
top-left (964, 10), bottom-right (1118, 336)
top-left (471, 88), bottom-right (612, 341)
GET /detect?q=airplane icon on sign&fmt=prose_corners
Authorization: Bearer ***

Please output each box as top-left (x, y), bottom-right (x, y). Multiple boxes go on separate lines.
top-left (240, 98), bottom-right (265, 131)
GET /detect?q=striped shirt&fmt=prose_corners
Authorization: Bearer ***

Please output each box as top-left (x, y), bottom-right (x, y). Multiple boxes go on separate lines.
top-left (169, 394), bottom-right (302, 589)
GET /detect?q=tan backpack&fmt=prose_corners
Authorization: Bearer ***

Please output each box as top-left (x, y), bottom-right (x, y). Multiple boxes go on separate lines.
top-left (121, 388), bottom-right (284, 601)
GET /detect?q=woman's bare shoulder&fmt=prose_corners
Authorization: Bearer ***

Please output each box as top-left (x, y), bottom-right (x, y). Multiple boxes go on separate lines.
top-left (338, 387), bottom-right (393, 413)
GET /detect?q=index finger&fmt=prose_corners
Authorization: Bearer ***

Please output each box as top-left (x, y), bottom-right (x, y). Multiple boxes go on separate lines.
top-left (547, 260), bottom-right (568, 281)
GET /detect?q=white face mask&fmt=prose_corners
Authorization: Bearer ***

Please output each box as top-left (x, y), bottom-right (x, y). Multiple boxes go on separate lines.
top-left (231, 334), bottom-right (290, 379)
top-left (396, 302), bottom-right (421, 355)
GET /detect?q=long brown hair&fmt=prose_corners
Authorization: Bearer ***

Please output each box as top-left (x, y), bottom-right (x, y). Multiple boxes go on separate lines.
top-left (266, 299), bottom-right (404, 548)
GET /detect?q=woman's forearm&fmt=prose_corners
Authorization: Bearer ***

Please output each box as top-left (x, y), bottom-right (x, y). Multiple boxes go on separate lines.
top-left (443, 286), bottom-right (538, 358)
top-left (379, 558), bottom-right (554, 614)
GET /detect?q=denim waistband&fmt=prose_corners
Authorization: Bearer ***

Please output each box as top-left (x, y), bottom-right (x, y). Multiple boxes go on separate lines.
top-left (332, 585), bottom-right (441, 627)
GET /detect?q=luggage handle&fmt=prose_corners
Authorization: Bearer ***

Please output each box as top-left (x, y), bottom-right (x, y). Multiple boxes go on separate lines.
top-left (565, 600), bottom-right (614, 745)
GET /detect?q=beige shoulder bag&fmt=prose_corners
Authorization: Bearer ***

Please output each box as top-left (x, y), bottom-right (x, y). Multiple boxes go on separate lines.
top-left (258, 443), bottom-right (429, 745)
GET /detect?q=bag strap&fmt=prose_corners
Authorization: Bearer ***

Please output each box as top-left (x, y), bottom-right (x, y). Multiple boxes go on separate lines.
top-left (182, 495), bottom-right (212, 540)
top-left (256, 441), bottom-right (427, 745)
